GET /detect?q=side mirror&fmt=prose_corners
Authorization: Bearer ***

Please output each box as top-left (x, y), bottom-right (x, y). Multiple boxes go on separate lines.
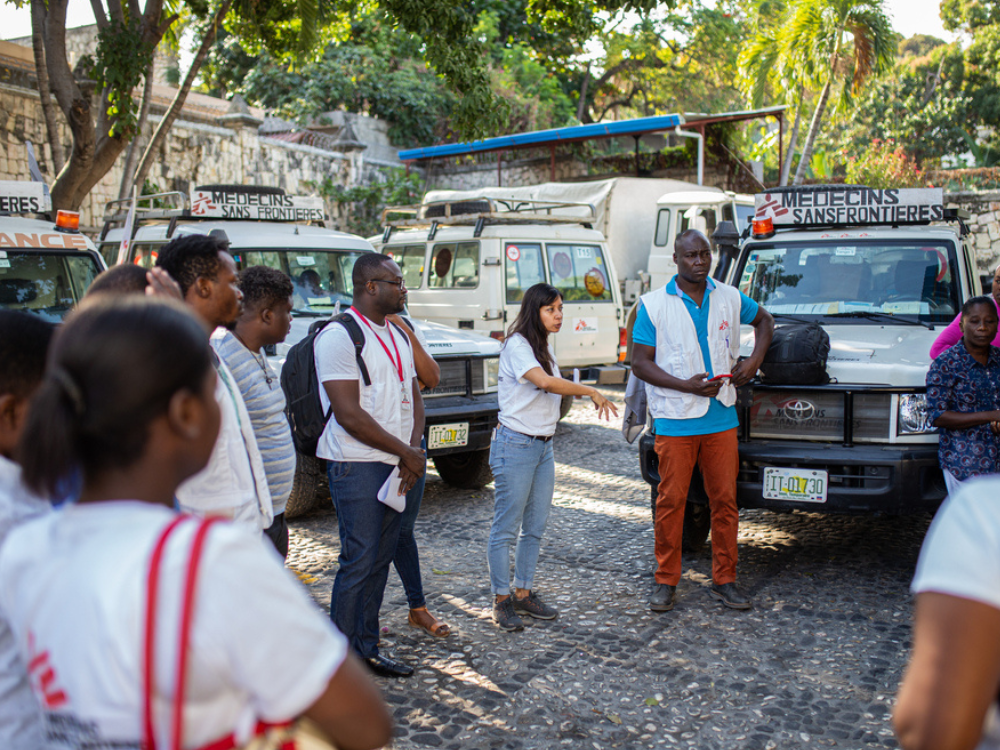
top-left (711, 221), bottom-right (740, 282)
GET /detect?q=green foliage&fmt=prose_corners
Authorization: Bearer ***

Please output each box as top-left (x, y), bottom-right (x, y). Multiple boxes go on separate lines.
top-left (843, 138), bottom-right (924, 188)
top-left (82, 19), bottom-right (155, 138)
top-left (941, 0), bottom-right (1000, 34)
top-left (313, 169), bottom-right (424, 237)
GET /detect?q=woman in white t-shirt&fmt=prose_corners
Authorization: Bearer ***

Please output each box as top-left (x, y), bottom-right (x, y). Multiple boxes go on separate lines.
top-left (0, 297), bottom-right (391, 750)
top-left (488, 283), bottom-right (618, 632)
top-left (895, 475), bottom-right (1000, 750)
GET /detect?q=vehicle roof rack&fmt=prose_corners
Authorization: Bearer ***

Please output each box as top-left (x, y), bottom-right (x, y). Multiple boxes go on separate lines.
top-left (380, 198), bottom-right (597, 241)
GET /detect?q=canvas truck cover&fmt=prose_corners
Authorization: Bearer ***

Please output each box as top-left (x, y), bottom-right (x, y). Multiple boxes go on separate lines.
top-left (422, 177), bottom-right (716, 282)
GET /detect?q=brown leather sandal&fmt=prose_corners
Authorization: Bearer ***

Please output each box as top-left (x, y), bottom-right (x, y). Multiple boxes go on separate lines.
top-left (407, 607), bottom-right (451, 637)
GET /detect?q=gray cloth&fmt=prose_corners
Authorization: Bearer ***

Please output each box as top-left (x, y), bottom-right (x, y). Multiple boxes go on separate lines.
top-left (622, 371), bottom-right (647, 444)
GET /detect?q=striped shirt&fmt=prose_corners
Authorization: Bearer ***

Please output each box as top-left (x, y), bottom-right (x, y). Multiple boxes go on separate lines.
top-left (213, 331), bottom-right (295, 515)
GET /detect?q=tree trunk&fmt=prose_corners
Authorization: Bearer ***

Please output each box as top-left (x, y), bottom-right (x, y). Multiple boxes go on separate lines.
top-left (118, 58), bottom-right (155, 200)
top-left (31, 0), bottom-right (65, 175)
top-left (780, 83), bottom-right (804, 187)
top-left (131, 0), bottom-right (233, 195)
top-left (577, 64), bottom-right (590, 123)
top-left (792, 75), bottom-right (833, 186)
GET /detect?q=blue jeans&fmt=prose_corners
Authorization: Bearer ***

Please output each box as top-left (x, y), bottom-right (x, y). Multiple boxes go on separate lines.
top-left (393, 438), bottom-right (427, 610)
top-left (487, 424), bottom-right (556, 596)
top-left (328, 460), bottom-right (402, 658)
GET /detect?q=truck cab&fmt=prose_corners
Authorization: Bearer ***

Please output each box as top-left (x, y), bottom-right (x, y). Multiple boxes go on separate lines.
top-left (637, 185), bottom-right (975, 544)
top-left (99, 185), bottom-right (502, 514)
top-left (373, 197), bottom-right (627, 385)
top-left (0, 181), bottom-right (105, 321)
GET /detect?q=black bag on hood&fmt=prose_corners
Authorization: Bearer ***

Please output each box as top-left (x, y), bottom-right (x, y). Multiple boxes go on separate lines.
top-left (759, 322), bottom-right (830, 385)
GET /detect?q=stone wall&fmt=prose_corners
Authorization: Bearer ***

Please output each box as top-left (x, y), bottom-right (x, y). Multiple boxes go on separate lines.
top-left (0, 82), bottom-right (398, 231)
top-left (424, 152), bottom-right (733, 192)
top-left (946, 191), bottom-right (1000, 281)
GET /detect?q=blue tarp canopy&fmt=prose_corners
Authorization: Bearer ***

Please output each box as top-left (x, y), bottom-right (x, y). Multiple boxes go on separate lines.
top-left (397, 108), bottom-right (786, 163)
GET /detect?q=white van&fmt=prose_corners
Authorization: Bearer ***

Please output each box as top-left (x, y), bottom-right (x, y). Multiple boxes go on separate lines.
top-left (374, 197), bottom-right (627, 383)
top-left (647, 189), bottom-right (755, 291)
top-left (99, 185), bottom-right (503, 514)
top-left (0, 181), bottom-right (105, 321)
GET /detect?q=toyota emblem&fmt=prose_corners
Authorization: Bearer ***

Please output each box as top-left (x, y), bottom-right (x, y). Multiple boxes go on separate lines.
top-left (782, 399), bottom-right (816, 422)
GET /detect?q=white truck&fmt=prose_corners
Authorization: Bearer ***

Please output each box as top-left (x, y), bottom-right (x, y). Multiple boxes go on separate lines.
top-left (99, 185), bottom-right (503, 515)
top-left (0, 181), bottom-right (106, 321)
top-left (637, 185), bottom-right (977, 547)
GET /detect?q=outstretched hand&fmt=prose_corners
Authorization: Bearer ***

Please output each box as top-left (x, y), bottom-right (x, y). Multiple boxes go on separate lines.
top-left (590, 391), bottom-right (619, 421)
top-left (145, 268), bottom-right (183, 301)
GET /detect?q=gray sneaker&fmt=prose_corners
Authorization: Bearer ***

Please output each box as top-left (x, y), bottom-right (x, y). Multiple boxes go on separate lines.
top-left (512, 591), bottom-right (558, 620)
top-left (493, 597), bottom-right (525, 631)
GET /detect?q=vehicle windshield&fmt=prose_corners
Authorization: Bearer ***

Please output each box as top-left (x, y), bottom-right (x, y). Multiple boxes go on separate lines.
top-left (737, 241), bottom-right (960, 324)
top-left (238, 248), bottom-right (368, 315)
top-left (0, 251), bottom-right (102, 322)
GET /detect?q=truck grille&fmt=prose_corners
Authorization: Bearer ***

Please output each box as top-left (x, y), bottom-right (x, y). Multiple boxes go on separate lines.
top-left (745, 389), bottom-right (892, 442)
top-left (423, 359), bottom-right (486, 397)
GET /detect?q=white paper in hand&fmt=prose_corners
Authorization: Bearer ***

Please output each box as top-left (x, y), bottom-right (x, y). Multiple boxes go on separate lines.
top-left (377, 468), bottom-right (406, 512)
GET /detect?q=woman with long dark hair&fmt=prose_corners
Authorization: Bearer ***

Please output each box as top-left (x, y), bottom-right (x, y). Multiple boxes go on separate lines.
top-left (0, 297), bottom-right (391, 750)
top-left (488, 283), bottom-right (617, 632)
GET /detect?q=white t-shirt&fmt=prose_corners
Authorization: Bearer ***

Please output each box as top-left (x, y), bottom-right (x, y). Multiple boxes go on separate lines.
top-left (0, 502), bottom-right (347, 750)
top-left (912, 475), bottom-right (1000, 750)
top-left (912, 475), bottom-right (1000, 608)
top-left (176, 347), bottom-right (274, 532)
top-left (0, 455), bottom-right (49, 750)
top-left (315, 311), bottom-right (417, 464)
top-left (498, 333), bottom-right (561, 437)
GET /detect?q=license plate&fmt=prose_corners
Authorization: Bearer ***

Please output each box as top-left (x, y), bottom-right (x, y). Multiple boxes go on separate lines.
top-left (428, 423), bottom-right (469, 450)
top-left (763, 467), bottom-right (828, 503)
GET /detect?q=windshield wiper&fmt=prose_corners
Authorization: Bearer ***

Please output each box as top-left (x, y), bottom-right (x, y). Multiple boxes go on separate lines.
top-left (824, 310), bottom-right (934, 329)
top-left (771, 313), bottom-right (814, 324)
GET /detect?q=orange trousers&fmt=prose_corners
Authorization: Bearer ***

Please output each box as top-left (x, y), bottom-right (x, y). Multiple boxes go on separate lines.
top-left (653, 429), bottom-right (739, 586)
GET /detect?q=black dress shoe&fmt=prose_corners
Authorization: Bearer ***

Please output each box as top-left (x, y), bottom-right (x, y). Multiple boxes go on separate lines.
top-left (364, 653), bottom-right (414, 678)
top-left (649, 583), bottom-right (676, 612)
top-left (710, 582), bottom-right (752, 610)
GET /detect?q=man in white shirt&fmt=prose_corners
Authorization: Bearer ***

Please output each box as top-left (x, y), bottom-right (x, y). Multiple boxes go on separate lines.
top-left (156, 235), bottom-right (273, 532)
top-left (316, 253), bottom-right (425, 678)
top-left (0, 310), bottom-right (55, 750)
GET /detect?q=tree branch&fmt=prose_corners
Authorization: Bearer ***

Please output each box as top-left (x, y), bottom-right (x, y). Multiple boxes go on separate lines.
top-left (30, 0), bottom-right (65, 174)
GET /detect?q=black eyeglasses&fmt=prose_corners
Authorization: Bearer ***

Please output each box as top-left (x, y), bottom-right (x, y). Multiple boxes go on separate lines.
top-left (370, 278), bottom-right (406, 289)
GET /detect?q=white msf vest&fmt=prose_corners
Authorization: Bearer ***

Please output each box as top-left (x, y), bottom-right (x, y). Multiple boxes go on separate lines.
top-left (641, 281), bottom-right (742, 420)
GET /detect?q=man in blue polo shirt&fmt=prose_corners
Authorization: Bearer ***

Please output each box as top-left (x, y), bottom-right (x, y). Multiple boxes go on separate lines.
top-left (632, 229), bottom-right (773, 612)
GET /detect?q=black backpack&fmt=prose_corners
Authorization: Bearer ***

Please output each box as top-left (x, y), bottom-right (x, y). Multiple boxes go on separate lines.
top-left (759, 322), bottom-right (831, 386)
top-left (280, 312), bottom-right (412, 456)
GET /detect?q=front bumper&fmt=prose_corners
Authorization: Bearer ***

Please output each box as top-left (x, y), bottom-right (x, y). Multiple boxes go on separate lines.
top-left (638, 432), bottom-right (945, 515)
top-left (422, 393), bottom-right (499, 456)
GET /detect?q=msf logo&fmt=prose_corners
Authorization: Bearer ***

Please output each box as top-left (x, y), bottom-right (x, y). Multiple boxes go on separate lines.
top-left (26, 633), bottom-right (68, 709)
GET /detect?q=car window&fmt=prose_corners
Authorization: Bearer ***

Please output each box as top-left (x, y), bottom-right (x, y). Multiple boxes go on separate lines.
top-left (385, 244), bottom-right (425, 289)
top-left (679, 206), bottom-right (717, 236)
top-left (739, 241), bottom-right (960, 322)
top-left (0, 252), bottom-right (101, 321)
top-left (546, 244), bottom-right (613, 302)
top-left (429, 242), bottom-right (479, 288)
top-left (505, 242), bottom-right (545, 303)
top-left (241, 248), bottom-right (367, 314)
top-left (654, 208), bottom-right (671, 247)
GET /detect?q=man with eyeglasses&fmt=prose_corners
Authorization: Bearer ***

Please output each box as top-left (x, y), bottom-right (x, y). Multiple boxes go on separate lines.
top-left (314, 253), bottom-right (426, 678)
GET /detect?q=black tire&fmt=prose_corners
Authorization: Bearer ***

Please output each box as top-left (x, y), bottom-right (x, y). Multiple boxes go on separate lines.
top-left (194, 184), bottom-right (285, 195)
top-left (433, 449), bottom-right (493, 489)
top-left (649, 482), bottom-right (711, 553)
top-left (682, 501), bottom-right (711, 553)
top-left (284, 453), bottom-right (330, 519)
top-left (559, 394), bottom-right (574, 420)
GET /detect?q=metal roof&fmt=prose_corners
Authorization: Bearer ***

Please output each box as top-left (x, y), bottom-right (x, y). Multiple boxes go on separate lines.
top-left (398, 107), bottom-right (786, 162)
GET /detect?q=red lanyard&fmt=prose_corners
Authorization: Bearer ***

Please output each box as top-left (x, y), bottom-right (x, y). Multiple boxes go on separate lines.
top-left (351, 307), bottom-right (404, 383)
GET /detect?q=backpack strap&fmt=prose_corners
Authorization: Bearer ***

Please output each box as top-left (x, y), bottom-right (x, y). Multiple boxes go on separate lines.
top-left (398, 315), bottom-right (415, 332)
top-left (332, 313), bottom-right (371, 387)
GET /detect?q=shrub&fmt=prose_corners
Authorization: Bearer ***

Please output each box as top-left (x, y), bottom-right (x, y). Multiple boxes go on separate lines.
top-left (843, 139), bottom-right (925, 189)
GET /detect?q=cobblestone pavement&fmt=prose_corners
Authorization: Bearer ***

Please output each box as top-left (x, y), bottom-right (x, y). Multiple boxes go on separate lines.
top-left (287, 385), bottom-right (929, 750)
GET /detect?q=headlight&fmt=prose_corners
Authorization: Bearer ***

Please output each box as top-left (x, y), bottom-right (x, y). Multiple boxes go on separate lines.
top-left (485, 357), bottom-right (499, 391)
top-left (897, 394), bottom-right (935, 434)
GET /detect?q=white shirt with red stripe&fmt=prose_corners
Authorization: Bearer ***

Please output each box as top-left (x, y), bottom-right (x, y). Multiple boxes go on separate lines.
top-left (0, 501), bottom-right (347, 750)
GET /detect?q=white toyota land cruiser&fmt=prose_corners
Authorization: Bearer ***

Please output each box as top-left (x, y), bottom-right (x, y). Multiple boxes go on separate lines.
top-left (638, 185), bottom-right (978, 546)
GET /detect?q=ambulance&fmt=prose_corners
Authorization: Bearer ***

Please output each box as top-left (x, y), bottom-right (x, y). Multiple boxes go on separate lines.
top-left (637, 185), bottom-right (979, 547)
top-left (99, 185), bottom-right (502, 515)
top-left (0, 181), bottom-right (105, 321)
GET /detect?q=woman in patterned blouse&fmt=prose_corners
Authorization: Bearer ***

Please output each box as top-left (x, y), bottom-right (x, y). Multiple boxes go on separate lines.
top-left (926, 296), bottom-right (1000, 495)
